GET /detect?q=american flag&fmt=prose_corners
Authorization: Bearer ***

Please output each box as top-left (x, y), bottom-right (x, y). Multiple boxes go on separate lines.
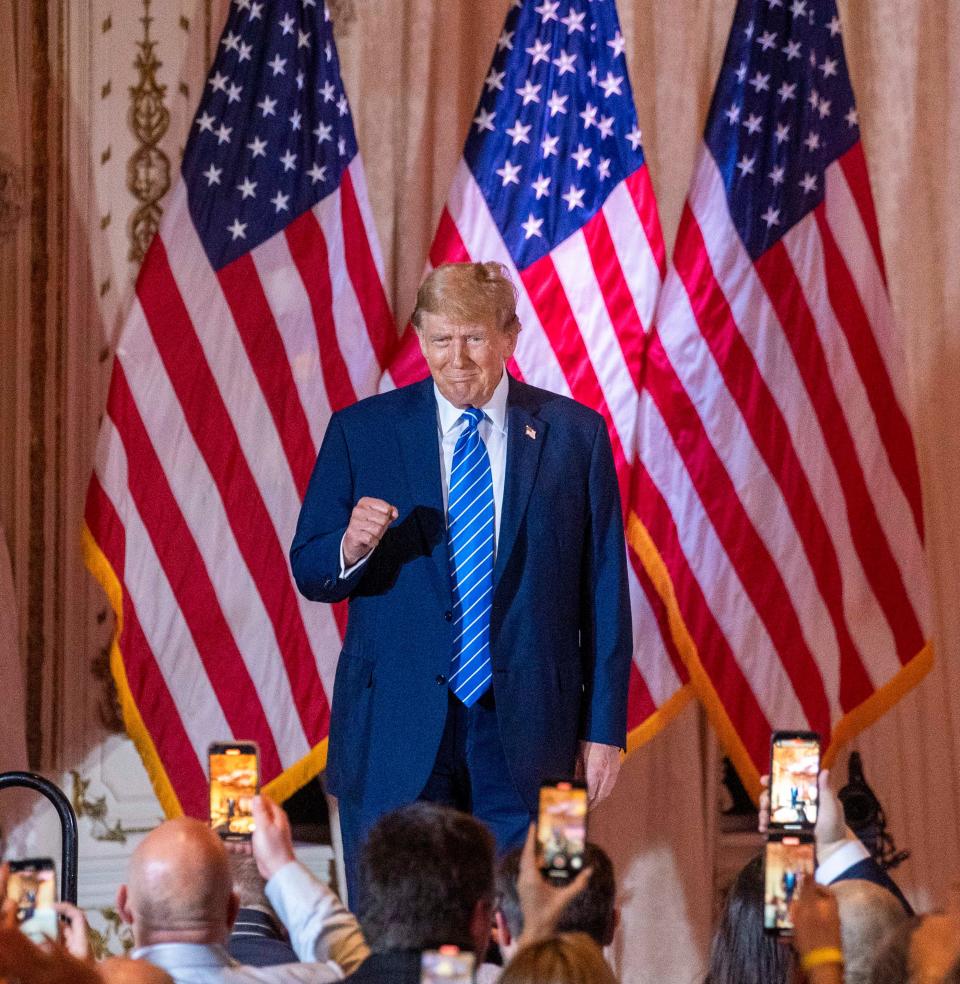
top-left (385, 0), bottom-right (691, 748)
top-left (83, 0), bottom-right (395, 818)
top-left (631, 0), bottom-right (932, 793)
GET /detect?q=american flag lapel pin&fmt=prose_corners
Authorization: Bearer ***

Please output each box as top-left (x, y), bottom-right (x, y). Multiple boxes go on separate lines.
top-left (525, 424), bottom-right (537, 440)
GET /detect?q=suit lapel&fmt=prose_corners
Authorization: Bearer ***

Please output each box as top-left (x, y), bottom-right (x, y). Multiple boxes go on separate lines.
top-left (394, 378), bottom-right (452, 608)
top-left (493, 377), bottom-right (546, 587)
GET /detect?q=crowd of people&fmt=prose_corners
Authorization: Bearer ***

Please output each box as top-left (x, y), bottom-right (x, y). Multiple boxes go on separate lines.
top-left (1, 773), bottom-right (958, 984)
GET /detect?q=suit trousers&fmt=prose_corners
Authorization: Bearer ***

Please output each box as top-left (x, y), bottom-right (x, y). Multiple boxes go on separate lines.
top-left (337, 689), bottom-right (535, 910)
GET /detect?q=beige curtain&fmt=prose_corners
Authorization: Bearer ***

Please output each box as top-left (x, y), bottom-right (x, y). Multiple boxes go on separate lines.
top-left (337, 1), bottom-right (960, 978)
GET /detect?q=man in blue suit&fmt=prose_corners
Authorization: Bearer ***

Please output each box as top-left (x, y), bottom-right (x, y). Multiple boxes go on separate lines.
top-left (290, 262), bottom-right (632, 905)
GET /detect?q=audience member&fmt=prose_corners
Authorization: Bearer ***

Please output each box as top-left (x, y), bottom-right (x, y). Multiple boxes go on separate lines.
top-left (761, 772), bottom-right (912, 913)
top-left (497, 932), bottom-right (618, 984)
top-left (100, 958), bottom-right (179, 984)
top-left (869, 911), bottom-right (960, 984)
top-left (944, 953), bottom-right (960, 984)
top-left (868, 917), bottom-right (921, 984)
top-left (0, 864), bottom-right (110, 984)
top-left (346, 802), bottom-right (496, 983)
top-left (790, 876), bottom-right (845, 984)
top-left (226, 855), bottom-right (298, 968)
top-left (117, 794), bottom-right (368, 983)
top-left (704, 854), bottom-right (792, 984)
top-left (831, 879), bottom-right (909, 984)
top-left (494, 842), bottom-right (617, 962)
top-left (347, 803), bottom-right (590, 984)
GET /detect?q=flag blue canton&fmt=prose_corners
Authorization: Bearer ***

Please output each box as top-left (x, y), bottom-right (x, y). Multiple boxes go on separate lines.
top-left (704, 0), bottom-right (860, 261)
top-left (464, 0), bottom-right (647, 272)
top-left (181, 0), bottom-right (358, 271)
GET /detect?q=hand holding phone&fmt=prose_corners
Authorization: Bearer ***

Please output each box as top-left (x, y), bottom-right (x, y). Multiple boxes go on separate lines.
top-left (537, 780), bottom-right (588, 884)
top-left (516, 824), bottom-right (593, 949)
top-left (763, 836), bottom-right (816, 935)
top-left (769, 731), bottom-right (821, 831)
top-left (209, 741), bottom-right (260, 840)
top-left (789, 876), bottom-right (842, 960)
top-left (251, 794), bottom-right (296, 882)
top-left (5, 858), bottom-right (58, 943)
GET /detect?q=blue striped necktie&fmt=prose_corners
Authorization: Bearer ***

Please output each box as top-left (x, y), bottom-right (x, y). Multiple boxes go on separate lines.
top-left (447, 407), bottom-right (494, 706)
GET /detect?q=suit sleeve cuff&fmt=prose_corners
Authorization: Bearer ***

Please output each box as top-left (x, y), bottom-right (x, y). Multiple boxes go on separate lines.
top-left (339, 536), bottom-right (373, 579)
top-left (816, 838), bottom-right (870, 884)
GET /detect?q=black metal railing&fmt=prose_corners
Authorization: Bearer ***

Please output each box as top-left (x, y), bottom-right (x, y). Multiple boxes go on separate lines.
top-left (0, 772), bottom-right (79, 903)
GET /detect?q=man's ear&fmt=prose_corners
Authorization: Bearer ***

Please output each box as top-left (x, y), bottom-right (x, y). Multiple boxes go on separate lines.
top-left (494, 909), bottom-right (513, 948)
top-left (603, 906), bottom-right (620, 948)
top-left (226, 889), bottom-right (240, 931)
top-left (116, 884), bottom-right (133, 925)
top-left (469, 897), bottom-right (493, 957)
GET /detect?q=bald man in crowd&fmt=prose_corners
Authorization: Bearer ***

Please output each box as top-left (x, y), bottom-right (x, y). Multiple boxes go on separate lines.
top-left (117, 795), bottom-right (368, 983)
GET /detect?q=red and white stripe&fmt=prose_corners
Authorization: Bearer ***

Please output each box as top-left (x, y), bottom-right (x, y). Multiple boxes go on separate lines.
top-left (635, 144), bottom-right (931, 776)
top-left (86, 156), bottom-right (396, 815)
top-left (385, 160), bottom-right (689, 734)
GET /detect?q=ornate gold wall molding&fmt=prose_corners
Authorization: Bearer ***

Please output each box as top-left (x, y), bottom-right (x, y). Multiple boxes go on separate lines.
top-left (127, 0), bottom-right (170, 264)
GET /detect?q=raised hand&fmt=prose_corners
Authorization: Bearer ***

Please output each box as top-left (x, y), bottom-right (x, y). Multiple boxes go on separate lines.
top-left (342, 497), bottom-right (398, 568)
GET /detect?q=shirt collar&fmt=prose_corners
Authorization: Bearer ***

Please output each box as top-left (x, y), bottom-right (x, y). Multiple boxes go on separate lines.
top-left (131, 942), bottom-right (236, 970)
top-left (434, 366), bottom-right (509, 437)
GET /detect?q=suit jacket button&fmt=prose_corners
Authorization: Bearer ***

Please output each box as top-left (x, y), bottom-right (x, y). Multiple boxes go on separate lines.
top-left (443, 610), bottom-right (453, 621)
top-left (435, 674), bottom-right (447, 685)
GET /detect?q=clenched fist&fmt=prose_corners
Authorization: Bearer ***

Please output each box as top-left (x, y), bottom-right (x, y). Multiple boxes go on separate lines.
top-left (342, 497), bottom-right (398, 567)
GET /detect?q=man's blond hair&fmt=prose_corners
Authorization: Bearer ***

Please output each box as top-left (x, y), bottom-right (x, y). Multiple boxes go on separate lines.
top-left (412, 262), bottom-right (520, 334)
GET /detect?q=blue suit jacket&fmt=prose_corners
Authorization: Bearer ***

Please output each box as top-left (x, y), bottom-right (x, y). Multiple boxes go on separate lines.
top-left (290, 374), bottom-right (632, 815)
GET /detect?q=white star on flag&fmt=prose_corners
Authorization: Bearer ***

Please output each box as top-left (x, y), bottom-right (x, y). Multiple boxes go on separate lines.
top-left (516, 80), bottom-right (542, 105)
top-left (506, 120), bottom-right (532, 145)
top-left (547, 91), bottom-right (568, 116)
top-left (552, 50), bottom-right (577, 75)
top-left (521, 213), bottom-right (544, 239)
top-left (474, 108), bottom-right (496, 133)
top-left (531, 174), bottom-right (551, 199)
top-left (496, 159), bottom-right (522, 185)
top-left (571, 143), bottom-right (592, 170)
top-left (526, 39), bottom-right (552, 65)
top-left (534, 0), bottom-right (560, 21)
top-left (599, 72), bottom-right (624, 98)
top-left (561, 184), bottom-right (585, 210)
top-left (761, 205), bottom-right (781, 227)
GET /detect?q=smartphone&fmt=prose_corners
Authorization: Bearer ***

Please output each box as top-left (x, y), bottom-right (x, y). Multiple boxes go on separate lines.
top-left (208, 741), bottom-right (259, 840)
top-left (763, 835), bottom-right (816, 935)
top-left (537, 779), bottom-right (588, 884)
top-left (420, 946), bottom-right (475, 983)
top-left (769, 730), bottom-right (821, 831)
top-left (6, 858), bottom-right (58, 943)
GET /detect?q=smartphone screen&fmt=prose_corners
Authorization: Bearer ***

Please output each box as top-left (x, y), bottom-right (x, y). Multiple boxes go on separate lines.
top-left (208, 742), bottom-right (259, 839)
top-left (763, 836), bottom-right (816, 934)
top-left (6, 858), bottom-right (58, 943)
top-left (537, 779), bottom-right (588, 883)
top-left (420, 946), bottom-right (475, 983)
top-left (769, 731), bottom-right (821, 830)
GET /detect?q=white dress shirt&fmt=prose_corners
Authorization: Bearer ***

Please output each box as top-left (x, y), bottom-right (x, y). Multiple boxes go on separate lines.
top-left (434, 366), bottom-right (509, 554)
top-left (339, 366), bottom-right (510, 576)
